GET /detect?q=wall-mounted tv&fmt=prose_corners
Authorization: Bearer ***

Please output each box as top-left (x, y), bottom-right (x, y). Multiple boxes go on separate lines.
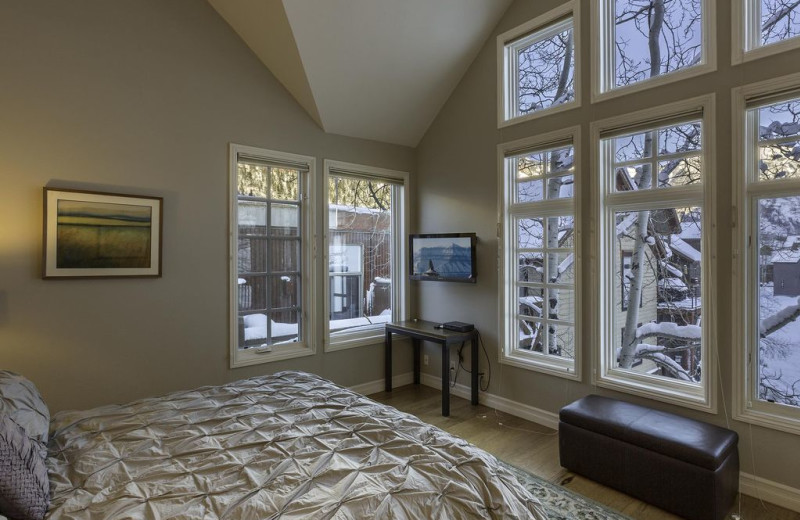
top-left (409, 233), bottom-right (477, 283)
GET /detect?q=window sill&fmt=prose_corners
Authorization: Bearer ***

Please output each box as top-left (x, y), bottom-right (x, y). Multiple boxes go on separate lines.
top-left (501, 350), bottom-right (580, 381)
top-left (325, 328), bottom-right (393, 352)
top-left (230, 342), bottom-right (314, 368)
top-left (595, 369), bottom-right (715, 413)
top-left (591, 62), bottom-right (716, 104)
top-left (734, 405), bottom-right (800, 437)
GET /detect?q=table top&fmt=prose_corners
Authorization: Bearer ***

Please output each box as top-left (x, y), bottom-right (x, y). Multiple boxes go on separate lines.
top-left (385, 319), bottom-right (476, 341)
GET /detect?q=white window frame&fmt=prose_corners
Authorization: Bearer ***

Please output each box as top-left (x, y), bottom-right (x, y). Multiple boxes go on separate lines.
top-left (591, 0), bottom-right (717, 103)
top-left (733, 0), bottom-right (800, 64)
top-left (733, 72), bottom-right (800, 435)
top-left (591, 95), bottom-right (717, 412)
top-left (498, 126), bottom-right (582, 380)
top-left (323, 160), bottom-right (408, 352)
top-left (497, 1), bottom-right (581, 128)
top-left (229, 143), bottom-right (316, 368)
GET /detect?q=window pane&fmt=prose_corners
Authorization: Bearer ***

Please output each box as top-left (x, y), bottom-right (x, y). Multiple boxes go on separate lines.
top-left (269, 310), bottom-right (300, 343)
top-left (517, 153), bottom-right (546, 179)
top-left (757, 196), bottom-right (800, 408)
top-left (518, 253), bottom-right (544, 284)
top-left (518, 287), bottom-right (544, 318)
top-left (269, 274), bottom-right (299, 309)
top-left (552, 324), bottom-right (576, 359)
top-left (761, 0), bottom-right (800, 46)
top-left (517, 179), bottom-right (544, 202)
top-left (758, 100), bottom-right (800, 141)
top-left (548, 288), bottom-right (575, 324)
top-left (614, 0), bottom-right (703, 88)
top-left (518, 218), bottom-right (544, 249)
top-left (615, 132), bottom-right (651, 162)
top-left (658, 157), bottom-right (702, 188)
top-left (328, 176), bottom-right (395, 335)
top-left (518, 318), bottom-right (544, 351)
top-left (659, 122), bottom-right (702, 155)
top-left (238, 202), bottom-right (267, 236)
top-left (237, 163), bottom-right (268, 198)
top-left (516, 21), bottom-right (575, 117)
top-left (238, 236), bottom-right (267, 273)
top-left (270, 168), bottom-right (299, 201)
top-left (553, 216), bottom-right (575, 248)
top-left (549, 252), bottom-right (575, 284)
top-left (271, 204), bottom-right (299, 236)
top-left (270, 239), bottom-right (299, 272)
top-left (612, 207), bottom-right (703, 384)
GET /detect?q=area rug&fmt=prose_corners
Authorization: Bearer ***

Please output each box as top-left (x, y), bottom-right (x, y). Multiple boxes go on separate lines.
top-left (500, 462), bottom-right (633, 520)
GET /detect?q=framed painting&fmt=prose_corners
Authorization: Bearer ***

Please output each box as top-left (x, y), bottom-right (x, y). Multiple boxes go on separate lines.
top-left (43, 188), bottom-right (163, 279)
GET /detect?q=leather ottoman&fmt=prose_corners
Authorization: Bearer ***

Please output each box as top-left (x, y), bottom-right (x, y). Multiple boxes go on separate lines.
top-left (559, 395), bottom-right (739, 520)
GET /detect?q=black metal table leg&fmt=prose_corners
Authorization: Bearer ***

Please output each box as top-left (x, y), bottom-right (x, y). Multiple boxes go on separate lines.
top-left (471, 332), bottom-right (479, 405)
top-left (413, 339), bottom-right (420, 385)
top-left (441, 342), bottom-right (450, 416)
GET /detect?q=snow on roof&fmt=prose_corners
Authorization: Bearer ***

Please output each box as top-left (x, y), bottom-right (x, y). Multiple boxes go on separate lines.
top-left (658, 277), bottom-right (687, 289)
top-left (770, 235), bottom-right (800, 264)
top-left (678, 219), bottom-right (701, 240)
top-left (669, 236), bottom-right (701, 262)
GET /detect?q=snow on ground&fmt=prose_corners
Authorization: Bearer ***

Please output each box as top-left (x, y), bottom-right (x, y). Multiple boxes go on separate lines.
top-left (760, 293), bottom-right (800, 395)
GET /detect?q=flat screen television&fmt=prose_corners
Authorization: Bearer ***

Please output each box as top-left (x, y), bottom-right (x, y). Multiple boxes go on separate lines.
top-left (409, 233), bottom-right (477, 283)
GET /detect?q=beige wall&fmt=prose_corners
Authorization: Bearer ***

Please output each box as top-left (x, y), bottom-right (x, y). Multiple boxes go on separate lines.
top-left (414, 0), bottom-right (800, 491)
top-left (0, 0), bottom-right (414, 412)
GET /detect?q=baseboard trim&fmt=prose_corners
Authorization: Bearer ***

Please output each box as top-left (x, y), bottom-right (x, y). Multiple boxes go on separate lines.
top-left (419, 373), bottom-right (560, 430)
top-left (740, 471), bottom-right (800, 513)
top-left (349, 372), bottom-right (414, 396)
top-left (351, 372), bottom-right (558, 430)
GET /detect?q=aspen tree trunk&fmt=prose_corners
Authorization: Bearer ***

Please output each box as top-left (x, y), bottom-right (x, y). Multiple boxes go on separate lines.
top-left (545, 32), bottom-right (573, 355)
top-left (618, 0), bottom-right (663, 368)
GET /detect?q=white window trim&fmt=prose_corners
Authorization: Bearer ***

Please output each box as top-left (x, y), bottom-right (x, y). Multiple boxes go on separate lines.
top-left (591, 95), bottom-right (718, 412)
top-left (497, 1), bottom-right (581, 129)
top-left (590, 0), bottom-right (717, 104)
top-left (733, 72), bottom-right (800, 435)
top-left (323, 160), bottom-right (409, 353)
top-left (733, 0), bottom-right (800, 64)
top-left (228, 143), bottom-right (316, 368)
top-left (497, 125), bottom-right (582, 381)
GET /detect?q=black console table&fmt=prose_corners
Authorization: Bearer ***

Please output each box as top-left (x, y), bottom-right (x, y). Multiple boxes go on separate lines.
top-left (384, 319), bottom-right (479, 416)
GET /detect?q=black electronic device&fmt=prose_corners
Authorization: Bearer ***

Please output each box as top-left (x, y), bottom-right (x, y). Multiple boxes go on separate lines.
top-left (442, 321), bottom-right (474, 332)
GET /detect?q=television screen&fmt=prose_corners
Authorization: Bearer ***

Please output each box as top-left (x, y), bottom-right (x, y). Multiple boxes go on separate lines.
top-left (409, 233), bottom-right (476, 283)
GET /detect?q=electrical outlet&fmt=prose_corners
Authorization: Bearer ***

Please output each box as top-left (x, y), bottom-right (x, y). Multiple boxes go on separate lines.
top-left (423, 354), bottom-right (429, 366)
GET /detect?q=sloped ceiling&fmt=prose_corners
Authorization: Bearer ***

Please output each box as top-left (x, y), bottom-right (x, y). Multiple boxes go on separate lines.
top-left (208, 0), bottom-right (512, 147)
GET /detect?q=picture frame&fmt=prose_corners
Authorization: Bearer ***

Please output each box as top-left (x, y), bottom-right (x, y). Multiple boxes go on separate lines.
top-left (43, 188), bottom-right (163, 279)
top-left (409, 232), bottom-right (477, 283)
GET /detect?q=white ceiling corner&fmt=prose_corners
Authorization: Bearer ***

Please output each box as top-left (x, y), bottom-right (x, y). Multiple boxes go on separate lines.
top-left (210, 0), bottom-right (512, 147)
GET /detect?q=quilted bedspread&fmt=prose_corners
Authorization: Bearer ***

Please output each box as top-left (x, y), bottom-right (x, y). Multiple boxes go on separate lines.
top-left (45, 371), bottom-right (546, 519)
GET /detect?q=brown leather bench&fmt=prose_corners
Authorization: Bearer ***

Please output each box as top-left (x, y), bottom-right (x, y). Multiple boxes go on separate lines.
top-left (559, 395), bottom-right (739, 520)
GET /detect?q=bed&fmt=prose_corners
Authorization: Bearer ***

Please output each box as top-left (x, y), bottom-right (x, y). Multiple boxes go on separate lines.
top-left (1, 370), bottom-right (546, 519)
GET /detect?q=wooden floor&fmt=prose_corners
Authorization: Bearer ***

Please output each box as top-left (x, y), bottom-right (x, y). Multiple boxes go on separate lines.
top-left (371, 384), bottom-right (800, 520)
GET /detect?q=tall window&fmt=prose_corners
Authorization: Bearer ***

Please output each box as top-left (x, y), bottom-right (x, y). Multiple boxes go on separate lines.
top-left (500, 128), bottom-right (580, 379)
top-left (594, 0), bottom-right (715, 99)
top-left (229, 144), bottom-right (314, 368)
top-left (595, 96), bottom-right (714, 409)
top-left (736, 0), bottom-right (800, 61)
top-left (736, 79), bottom-right (800, 433)
top-left (324, 161), bottom-right (407, 351)
top-left (498, 2), bottom-right (579, 126)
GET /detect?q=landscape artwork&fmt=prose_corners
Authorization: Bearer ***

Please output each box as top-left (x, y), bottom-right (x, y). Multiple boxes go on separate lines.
top-left (410, 234), bottom-right (476, 283)
top-left (43, 189), bottom-right (162, 278)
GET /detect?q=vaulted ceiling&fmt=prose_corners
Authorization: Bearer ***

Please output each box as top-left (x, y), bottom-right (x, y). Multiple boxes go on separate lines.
top-left (207, 0), bottom-right (513, 147)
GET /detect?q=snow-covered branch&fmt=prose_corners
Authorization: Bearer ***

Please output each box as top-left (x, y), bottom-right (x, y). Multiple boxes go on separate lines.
top-left (636, 322), bottom-right (702, 342)
top-left (760, 297), bottom-right (800, 338)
